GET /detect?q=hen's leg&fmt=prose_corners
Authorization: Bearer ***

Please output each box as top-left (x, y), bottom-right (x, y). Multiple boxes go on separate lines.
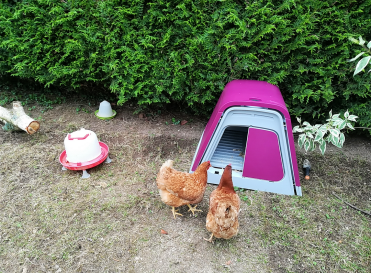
top-left (187, 204), bottom-right (202, 215)
top-left (172, 207), bottom-right (183, 219)
top-left (204, 233), bottom-right (214, 244)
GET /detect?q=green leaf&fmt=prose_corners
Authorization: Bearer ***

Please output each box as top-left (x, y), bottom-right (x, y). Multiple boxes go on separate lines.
top-left (347, 122), bottom-right (355, 130)
top-left (347, 115), bottom-right (358, 122)
top-left (349, 37), bottom-right (359, 44)
top-left (298, 134), bottom-right (306, 147)
top-left (310, 139), bottom-right (316, 151)
top-left (319, 140), bottom-right (326, 155)
top-left (330, 128), bottom-right (340, 137)
top-left (338, 120), bottom-right (347, 130)
top-left (332, 135), bottom-right (340, 146)
top-left (329, 135), bottom-right (336, 146)
top-left (359, 36), bottom-right (366, 45)
top-left (354, 56), bottom-right (371, 76)
top-left (314, 130), bottom-right (324, 142)
top-left (334, 142), bottom-right (342, 148)
top-left (344, 110), bottom-right (349, 118)
top-left (306, 132), bottom-right (314, 138)
top-left (304, 139), bottom-right (311, 152)
top-left (368, 41), bottom-right (371, 49)
top-left (348, 52), bottom-right (365, 62)
top-left (293, 125), bottom-right (301, 133)
top-left (339, 133), bottom-right (345, 146)
top-left (332, 113), bottom-right (340, 119)
top-left (329, 110), bottom-right (332, 118)
top-left (332, 118), bottom-right (344, 127)
top-left (319, 125), bottom-right (328, 133)
top-left (296, 117), bottom-right (301, 124)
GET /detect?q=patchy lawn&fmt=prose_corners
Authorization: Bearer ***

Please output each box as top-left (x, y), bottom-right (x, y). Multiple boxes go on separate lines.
top-left (0, 102), bottom-right (370, 273)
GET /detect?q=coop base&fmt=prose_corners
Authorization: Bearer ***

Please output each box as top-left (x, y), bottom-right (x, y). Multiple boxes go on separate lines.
top-left (207, 167), bottom-right (301, 196)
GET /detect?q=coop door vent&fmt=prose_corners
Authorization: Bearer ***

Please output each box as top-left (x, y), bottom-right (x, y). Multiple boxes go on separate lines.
top-left (210, 127), bottom-right (247, 171)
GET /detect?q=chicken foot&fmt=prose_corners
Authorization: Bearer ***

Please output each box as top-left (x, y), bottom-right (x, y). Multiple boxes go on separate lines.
top-left (172, 207), bottom-right (183, 219)
top-left (204, 233), bottom-right (214, 244)
top-left (186, 204), bottom-right (202, 216)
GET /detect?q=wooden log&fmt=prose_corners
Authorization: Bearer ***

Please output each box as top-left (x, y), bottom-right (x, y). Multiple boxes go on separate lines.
top-left (0, 101), bottom-right (40, 134)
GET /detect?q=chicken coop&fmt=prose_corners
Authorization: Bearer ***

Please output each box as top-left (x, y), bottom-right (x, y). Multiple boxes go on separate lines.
top-left (189, 80), bottom-right (302, 196)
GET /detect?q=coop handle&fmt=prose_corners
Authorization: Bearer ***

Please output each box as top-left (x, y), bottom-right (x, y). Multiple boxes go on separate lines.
top-left (68, 134), bottom-right (89, 140)
top-left (249, 97), bottom-right (261, 101)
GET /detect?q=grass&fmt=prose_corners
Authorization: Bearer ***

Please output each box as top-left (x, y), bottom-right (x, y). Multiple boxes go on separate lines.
top-left (247, 152), bottom-right (371, 272)
top-left (0, 101), bottom-right (370, 272)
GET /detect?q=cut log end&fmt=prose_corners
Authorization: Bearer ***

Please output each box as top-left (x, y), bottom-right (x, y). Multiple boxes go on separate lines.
top-left (27, 121), bottom-right (40, 135)
top-left (0, 101), bottom-right (40, 134)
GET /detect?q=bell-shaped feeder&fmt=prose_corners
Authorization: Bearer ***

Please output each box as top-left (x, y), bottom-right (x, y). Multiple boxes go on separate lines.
top-left (95, 100), bottom-right (116, 120)
top-left (59, 128), bottom-right (112, 178)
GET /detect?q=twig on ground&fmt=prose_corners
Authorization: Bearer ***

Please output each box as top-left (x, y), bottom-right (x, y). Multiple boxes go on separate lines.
top-left (332, 192), bottom-right (371, 217)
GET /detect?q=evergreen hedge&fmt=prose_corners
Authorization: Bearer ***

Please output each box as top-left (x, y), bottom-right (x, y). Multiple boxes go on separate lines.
top-left (0, 0), bottom-right (370, 128)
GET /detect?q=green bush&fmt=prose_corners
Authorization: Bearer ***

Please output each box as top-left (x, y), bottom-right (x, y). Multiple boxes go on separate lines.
top-left (0, 0), bottom-right (370, 128)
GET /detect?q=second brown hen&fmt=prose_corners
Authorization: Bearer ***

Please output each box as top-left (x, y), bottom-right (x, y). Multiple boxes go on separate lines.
top-left (205, 164), bottom-right (240, 243)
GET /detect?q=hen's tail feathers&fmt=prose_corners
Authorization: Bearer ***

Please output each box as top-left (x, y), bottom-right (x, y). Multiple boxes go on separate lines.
top-left (214, 202), bottom-right (239, 228)
top-left (161, 160), bottom-right (174, 171)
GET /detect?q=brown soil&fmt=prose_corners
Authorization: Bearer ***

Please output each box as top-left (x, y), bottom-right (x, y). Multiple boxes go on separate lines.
top-left (0, 102), bottom-right (370, 273)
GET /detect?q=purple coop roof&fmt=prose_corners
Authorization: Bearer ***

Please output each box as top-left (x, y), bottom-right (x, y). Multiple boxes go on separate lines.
top-left (191, 79), bottom-right (300, 187)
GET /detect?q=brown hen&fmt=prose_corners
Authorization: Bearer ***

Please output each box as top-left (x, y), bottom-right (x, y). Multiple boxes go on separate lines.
top-left (156, 160), bottom-right (211, 218)
top-left (205, 164), bottom-right (240, 243)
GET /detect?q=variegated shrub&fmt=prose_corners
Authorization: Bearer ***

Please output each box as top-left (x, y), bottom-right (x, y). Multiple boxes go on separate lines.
top-left (293, 111), bottom-right (358, 155)
top-left (348, 36), bottom-right (371, 76)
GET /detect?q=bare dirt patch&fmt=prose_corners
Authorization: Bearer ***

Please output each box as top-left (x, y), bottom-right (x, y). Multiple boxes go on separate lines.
top-left (0, 102), bottom-right (370, 273)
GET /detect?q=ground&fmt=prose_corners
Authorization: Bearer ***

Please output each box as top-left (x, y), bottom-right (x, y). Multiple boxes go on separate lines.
top-left (0, 101), bottom-right (370, 273)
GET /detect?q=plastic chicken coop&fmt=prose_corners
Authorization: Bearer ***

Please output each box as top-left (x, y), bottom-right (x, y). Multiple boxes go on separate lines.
top-left (190, 80), bottom-right (302, 196)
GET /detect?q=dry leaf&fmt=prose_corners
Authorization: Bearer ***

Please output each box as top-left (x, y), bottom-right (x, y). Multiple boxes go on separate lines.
top-left (160, 229), bottom-right (168, 235)
top-left (226, 260), bottom-right (231, 265)
top-left (138, 113), bottom-right (145, 119)
top-left (180, 120), bottom-right (188, 125)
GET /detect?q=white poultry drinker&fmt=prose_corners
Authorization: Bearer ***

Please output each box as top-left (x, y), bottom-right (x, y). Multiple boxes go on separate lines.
top-left (59, 128), bottom-right (111, 178)
top-left (95, 100), bottom-right (116, 120)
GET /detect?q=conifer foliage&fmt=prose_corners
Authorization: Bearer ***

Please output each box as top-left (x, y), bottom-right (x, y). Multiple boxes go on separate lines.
top-left (0, 0), bottom-right (370, 126)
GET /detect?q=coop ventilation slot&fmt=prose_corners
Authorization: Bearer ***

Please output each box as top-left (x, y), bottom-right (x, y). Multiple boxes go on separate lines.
top-left (210, 127), bottom-right (247, 171)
